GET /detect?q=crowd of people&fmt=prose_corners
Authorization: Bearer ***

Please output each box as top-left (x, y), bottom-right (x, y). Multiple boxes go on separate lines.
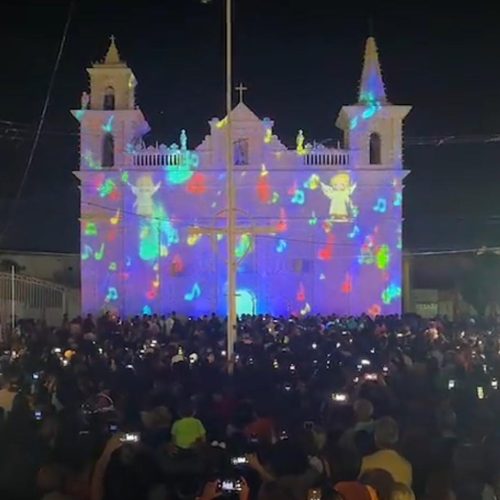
top-left (0, 311), bottom-right (500, 500)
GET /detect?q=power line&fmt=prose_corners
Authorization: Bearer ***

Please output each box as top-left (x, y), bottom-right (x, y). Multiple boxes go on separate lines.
top-left (0, 1), bottom-right (75, 244)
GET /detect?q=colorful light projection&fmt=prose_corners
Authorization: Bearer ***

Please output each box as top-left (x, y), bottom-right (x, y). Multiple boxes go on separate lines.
top-left (80, 159), bottom-right (404, 317)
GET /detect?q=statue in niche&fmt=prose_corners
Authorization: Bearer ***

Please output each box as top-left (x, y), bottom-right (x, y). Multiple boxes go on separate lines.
top-left (130, 175), bottom-right (161, 218)
top-left (321, 172), bottom-right (357, 222)
top-left (81, 91), bottom-right (90, 109)
top-left (234, 138), bottom-right (249, 166)
top-left (180, 129), bottom-right (187, 151)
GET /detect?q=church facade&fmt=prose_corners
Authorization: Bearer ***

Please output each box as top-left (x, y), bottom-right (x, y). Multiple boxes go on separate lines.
top-left (74, 37), bottom-right (410, 317)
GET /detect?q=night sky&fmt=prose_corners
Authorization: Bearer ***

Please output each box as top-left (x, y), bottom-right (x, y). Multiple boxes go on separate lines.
top-left (1, 0), bottom-right (499, 254)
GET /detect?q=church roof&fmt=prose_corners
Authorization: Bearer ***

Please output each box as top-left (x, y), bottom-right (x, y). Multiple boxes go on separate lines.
top-left (358, 37), bottom-right (387, 105)
top-left (93, 35), bottom-right (127, 68)
top-left (227, 102), bottom-right (262, 123)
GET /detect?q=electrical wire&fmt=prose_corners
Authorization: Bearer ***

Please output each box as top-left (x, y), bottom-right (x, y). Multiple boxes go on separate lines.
top-left (0, 1), bottom-right (74, 243)
top-left (81, 200), bottom-right (500, 257)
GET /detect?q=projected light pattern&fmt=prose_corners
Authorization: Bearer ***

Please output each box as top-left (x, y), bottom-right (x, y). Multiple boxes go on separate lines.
top-left (78, 33), bottom-right (409, 318)
top-left (80, 133), bottom-right (405, 317)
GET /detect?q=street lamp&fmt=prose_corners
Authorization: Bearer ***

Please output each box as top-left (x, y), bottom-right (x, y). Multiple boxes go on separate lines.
top-left (203, 0), bottom-right (238, 362)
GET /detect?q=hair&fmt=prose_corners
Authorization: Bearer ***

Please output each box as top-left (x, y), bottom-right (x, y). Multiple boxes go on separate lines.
top-left (258, 481), bottom-right (294, 500)
top-left (374, 417), bottom-right (399, 448)
top-left (359, 468), bottom-right (395, 500)
top-left (391, 482), bottom-right (416, 500)
top-left (354, 399), bottom-right (374, 422)
top-left (178, 400), bottom-right (195, 418)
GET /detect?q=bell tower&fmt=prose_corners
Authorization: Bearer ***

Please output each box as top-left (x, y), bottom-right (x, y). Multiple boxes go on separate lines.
top-left (73, 35), bottom-right (149, 170)
top-left (73, 37), bottom-right (150, 315)
top-left (336, 37), bottom-right (411, 167)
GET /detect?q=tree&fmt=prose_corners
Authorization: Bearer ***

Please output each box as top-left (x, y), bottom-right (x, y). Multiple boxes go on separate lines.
top-left (459, 252), bottom-right (500, 316)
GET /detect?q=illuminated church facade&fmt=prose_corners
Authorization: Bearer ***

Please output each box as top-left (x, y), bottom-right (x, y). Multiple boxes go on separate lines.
top-left (74, 36), bottom-right (411, 317)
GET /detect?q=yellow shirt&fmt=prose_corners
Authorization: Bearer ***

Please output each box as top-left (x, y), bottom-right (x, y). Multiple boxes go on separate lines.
top-left (171, 417), bottom-right (206, 449)
top-left (360, 449), bottom-right (412, 487)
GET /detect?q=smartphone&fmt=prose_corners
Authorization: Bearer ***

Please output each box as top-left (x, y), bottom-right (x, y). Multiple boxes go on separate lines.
top-left (290, 363), bottom-right (296, 372)
top-left (34, 410), bottom-right (42, 421)
top-left (477, 386), bottom-right (485, 400)
top-left (32, 373), bottom-right (40, 381)
top-left (308, 488), bottom-right (322, 500)
top-left (448, 380), bottom-right (455, 390)
top-left (189, 353), bottom-right (198, 364)
top-left (364, 373), bottom-right (377, 381)
top-left (304, 421), bottom-right (314, 431)
top-left (219, 479), bottom-right (242, 492)
top-left (284, 383), bottom-right (292, 392)
top-left (120, 432), bottom-right (140, 443)
top-left (279, 430), bottom-right (288, 440)
top-left (331, 393), bottom-right (348, 403)
top-left (108, 423), bottom-right (118, 434)
top-left (231, 456), bottom-right (249, 466)
top-left (492, 379), bottom-right (498, 390)
top-left (360, 359), bottom-right (371, 366)
top-left (273, 359), bottom-right (279, 369)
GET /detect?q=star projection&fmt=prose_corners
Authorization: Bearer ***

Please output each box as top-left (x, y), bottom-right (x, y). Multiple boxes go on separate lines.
top-left (75, 35), bottom-right (411, 317)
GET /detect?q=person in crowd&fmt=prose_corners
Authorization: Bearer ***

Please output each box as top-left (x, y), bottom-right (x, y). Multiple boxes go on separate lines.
top-left (0, 310), bottom-right (498, 499)
top-left (360, 417), bottom-right (412, 487)
top-left (171, 400), bottom-right (206, 450)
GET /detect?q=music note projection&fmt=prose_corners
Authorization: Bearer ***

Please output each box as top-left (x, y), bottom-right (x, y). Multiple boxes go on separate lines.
top-left (146, 289), bottom-right (157, 300)
top-left (373, 198), bottom-right (387, 213)
top-left (393, 192), bottom-right (402, 207)
top-left (272, 191), bottom-right (280, 204)
top-left (308, 211), bottom-right (318, 226)
top-left (300, 302), bottom-right (311, 315)
top-left (108, 262), bottom-right (117, 271)
top-left (84, 222), bottom-right (97, 236)
top-left (276, 239), bottom-right (287, 253)
top-left (296, 282), bottom-right (306, 302)
top-left (187, 231), bottom-right (202, 246)
top-left (348, 225), bottom-right (360, 239)
top-left (94, 244), bottom-right (105, 261)
top-left (318, 234), bottom-right (334, 261)
top-left (291, 189), bottom-right (305, 205)
top-left (257, 175), bottom-right (272, 204)
top-left (368, 304), bottom-right (382, 318)
top-left (319, 273), bottom-right (326, 280)
top-left (110, 209), bottom-right (120, 225)
top-left (82, 245), bottom-right (93, 261)
top-left (184, 282), bottom-right (201, 301)
top-left (276, 208), bottom-right (288, 233)
top-left (341, 273), bottom-right (353, 294)
top-left (105, 287), bottom-right (118, 302)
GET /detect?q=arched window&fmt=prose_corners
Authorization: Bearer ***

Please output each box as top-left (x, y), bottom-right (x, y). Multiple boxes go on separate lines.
top-left (103, 86), bottom-right (115, 110)
top-left (369, 133), bottom-right (381, 165)
top-left (102, 133), bottom-right (114, 167)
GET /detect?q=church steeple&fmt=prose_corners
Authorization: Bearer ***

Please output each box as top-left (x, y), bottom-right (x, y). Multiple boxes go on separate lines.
top-left (358, 37), bottom-right (387, 104)
top-left (104, 35), bottom-right (122, 65)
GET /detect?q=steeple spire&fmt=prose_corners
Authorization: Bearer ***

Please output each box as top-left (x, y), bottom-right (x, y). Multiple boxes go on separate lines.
top-left (104, 35), bottom-right (121, 65)
top-left (358, 37), bottom-right (387, 105)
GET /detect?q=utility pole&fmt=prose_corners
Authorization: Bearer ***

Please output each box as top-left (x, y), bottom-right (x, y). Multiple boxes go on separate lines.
top-left (196, 0), bottom-right (277, 368)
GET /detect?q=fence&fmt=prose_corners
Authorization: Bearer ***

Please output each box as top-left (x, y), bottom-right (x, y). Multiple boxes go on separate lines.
top-left (0, 272), bottom-right (68, 326)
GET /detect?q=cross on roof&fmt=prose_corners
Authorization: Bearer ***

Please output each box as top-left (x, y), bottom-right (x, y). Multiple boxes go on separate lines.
top-left (235, 83), bottom-right (248, 103)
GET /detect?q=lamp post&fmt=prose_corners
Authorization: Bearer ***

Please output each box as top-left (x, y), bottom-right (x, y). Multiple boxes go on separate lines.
top-left (224, 0), bottom-right (238, 362)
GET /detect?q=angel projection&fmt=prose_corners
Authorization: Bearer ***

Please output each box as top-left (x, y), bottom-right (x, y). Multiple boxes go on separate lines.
top-left (320, 172), bottom-right (357, 222)
top-left (76, 36), bottom-right (411, 318)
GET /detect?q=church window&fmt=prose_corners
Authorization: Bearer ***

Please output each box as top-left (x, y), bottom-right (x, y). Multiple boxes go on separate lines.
top-left (103, 86), bottom-right (115, 110)
top-left (369, 133), bottom-right (381, 164)
top-left (102, 133), bottom-right (114, 167)
top-left (234, 139), bottom-right (249, 166)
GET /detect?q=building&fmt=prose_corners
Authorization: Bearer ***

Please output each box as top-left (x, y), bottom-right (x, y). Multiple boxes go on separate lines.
top-left (75, 36), bottom-right (411, 317)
